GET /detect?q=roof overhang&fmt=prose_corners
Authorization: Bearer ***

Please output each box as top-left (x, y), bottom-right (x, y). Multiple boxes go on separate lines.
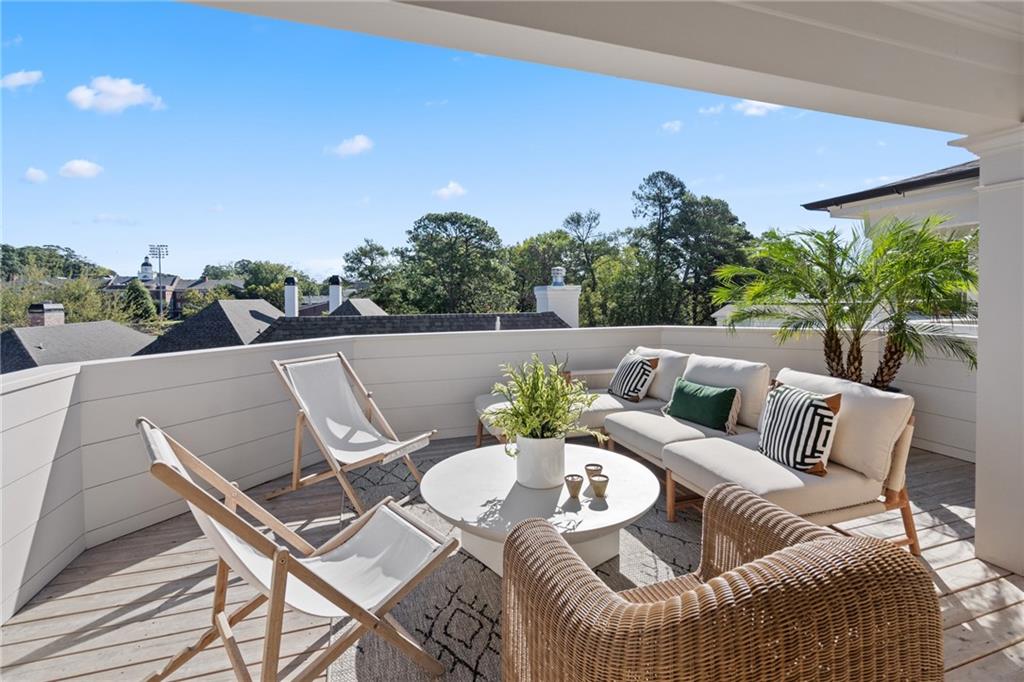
top-left (196, 1), bottom-right (1023, 135)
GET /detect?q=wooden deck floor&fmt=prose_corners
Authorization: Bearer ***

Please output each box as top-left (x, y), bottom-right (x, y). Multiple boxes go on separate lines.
top-left (1, 438), bottom-right (1021, 680)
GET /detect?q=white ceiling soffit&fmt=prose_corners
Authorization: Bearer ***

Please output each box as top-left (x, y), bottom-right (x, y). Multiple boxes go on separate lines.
top-left (197, 1), bottom-right (1023, 135)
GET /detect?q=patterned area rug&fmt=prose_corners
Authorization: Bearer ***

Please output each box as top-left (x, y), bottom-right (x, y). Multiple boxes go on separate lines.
top-left (327, 446), bottom-right (704, 682)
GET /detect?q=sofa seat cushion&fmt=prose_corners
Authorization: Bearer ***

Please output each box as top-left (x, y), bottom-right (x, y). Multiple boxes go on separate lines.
top-left (604, 410), bottom-right (752, 462)
top-left (776, 368), bottom-right (914, 482)
top-left (662, 438), bottom-right (883, 517)
top-left (475, 391), bottom-right (662, 437)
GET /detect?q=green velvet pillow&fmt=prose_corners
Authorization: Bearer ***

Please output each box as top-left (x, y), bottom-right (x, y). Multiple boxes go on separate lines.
top-left (665, 378), bottom-right (738, 431)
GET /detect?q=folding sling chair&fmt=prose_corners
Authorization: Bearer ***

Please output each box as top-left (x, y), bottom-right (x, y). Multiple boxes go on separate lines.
top-left (266, 352), bottom-right (435, 513)
top-left (137, 417), bottom-right (459, 682)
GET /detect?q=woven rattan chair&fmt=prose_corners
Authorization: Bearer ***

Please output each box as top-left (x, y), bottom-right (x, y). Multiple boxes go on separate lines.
top-left (502, 483), bottom-right (942, 681)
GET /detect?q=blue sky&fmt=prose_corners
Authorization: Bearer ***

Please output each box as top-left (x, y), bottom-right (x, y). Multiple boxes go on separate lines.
top-left (2, 2), bottom-right (975, 280)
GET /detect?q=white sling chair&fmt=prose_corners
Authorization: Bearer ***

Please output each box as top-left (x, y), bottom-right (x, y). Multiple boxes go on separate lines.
top-left (267, 352), bottom-right (435, 513)
top-left (138, 418), bottom-right (458, 682)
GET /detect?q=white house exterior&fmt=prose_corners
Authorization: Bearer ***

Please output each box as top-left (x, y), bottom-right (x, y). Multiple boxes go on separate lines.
top-left (803, 160), bottom-right (980, 232)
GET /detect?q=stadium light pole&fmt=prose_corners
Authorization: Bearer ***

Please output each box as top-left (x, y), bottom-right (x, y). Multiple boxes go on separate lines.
top-left (148, 244), bottom-right (169, 317)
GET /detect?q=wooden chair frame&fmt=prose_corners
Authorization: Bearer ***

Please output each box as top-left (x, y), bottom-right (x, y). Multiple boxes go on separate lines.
top-left (138, 418), bottom-right (458, 682)
top-left (266, 352), bottom-right (436, 513)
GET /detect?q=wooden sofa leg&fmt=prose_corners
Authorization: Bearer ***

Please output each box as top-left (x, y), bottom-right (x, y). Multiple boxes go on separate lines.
top-left (665, 469), bottom-right (676, 522)
top-left (606, 436), bottom-right (615, 452)
top-left (475, 419), bottom-right (484, 448)
top-left (898, 489), bottom-right (922, 556)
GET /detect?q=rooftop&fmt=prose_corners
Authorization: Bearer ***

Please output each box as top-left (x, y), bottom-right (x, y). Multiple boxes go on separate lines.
top-left (0, 321), bottom-right (154, 374)
top-left (803, 160), bottom-right (980, 212)
top-left (137, 299), bottom-right (283, 355)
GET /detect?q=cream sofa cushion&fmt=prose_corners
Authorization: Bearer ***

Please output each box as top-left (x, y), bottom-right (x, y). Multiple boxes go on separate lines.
top-left (776, 368), bottom-right (914, 483)
top-left (662, 438), bottom-right (883, 516)
top-left (682, 354), bottom-right (770, 429)
top-left (604, 410), bottom-right (753, 463)
top-left (474, 391), bottom-right (662, 438)
top-left (633, 346), bottom-right (689, 403)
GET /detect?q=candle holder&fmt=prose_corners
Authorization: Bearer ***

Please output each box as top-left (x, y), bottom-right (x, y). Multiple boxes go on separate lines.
top-left (590, 473), bottom-right (609, 498)
top-left (584, 463), bottom-right (603, 481)
top-left (564, 474), bottom-right (584, 498)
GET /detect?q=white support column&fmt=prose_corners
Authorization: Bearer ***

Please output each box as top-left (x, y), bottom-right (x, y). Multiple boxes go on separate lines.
top-left (952, 125), bottom-right (1024, 574)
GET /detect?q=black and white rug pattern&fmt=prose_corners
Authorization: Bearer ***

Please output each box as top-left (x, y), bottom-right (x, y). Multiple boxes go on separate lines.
top-left (326, 448), bottom-right (704, 682)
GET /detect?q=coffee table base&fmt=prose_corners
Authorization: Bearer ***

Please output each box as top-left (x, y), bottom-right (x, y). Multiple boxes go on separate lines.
top-left (460, 529), bottom-right (620, 576)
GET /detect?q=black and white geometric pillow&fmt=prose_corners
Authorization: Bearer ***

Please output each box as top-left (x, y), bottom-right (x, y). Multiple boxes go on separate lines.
top-left (758, 384), bottom-right (841, 476)
top-left (608, 353), bottom-right (658, 402)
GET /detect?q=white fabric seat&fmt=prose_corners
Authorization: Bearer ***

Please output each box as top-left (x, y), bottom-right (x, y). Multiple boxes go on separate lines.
top-left (475, 390), bottom-right (663, 437)
top-left (604, 410), bottom-right (753, 464)
top-left (662, 438), bottom-right (883, 516)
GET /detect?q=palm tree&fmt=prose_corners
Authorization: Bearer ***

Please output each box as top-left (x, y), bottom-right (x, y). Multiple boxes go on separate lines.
top-left (862, 216), bottom-right (977, 389)
top-left (713, 216), bottom-right (977, 388)
top-left (712, 229), bottom-right (862, 379)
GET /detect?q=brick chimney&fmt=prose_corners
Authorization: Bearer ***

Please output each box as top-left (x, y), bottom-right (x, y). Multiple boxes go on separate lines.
top-left (28, 302), bottom-right (65, 327)
top-left (284, 277), bottom-right (299, 317)
top-left (534, 267), bottom-right (581, 327)
top-left (328, 275), bottom-right (342, 313)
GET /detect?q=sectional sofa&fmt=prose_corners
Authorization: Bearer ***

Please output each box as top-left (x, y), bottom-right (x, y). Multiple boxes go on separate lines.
top-left (474, 347), bottom-right (921, 554)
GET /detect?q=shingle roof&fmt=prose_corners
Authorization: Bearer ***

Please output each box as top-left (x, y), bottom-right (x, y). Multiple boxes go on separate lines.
top-left (803, 160), bottom-right (979, 211)
top-left (185, 278), bottom-right (244, 291)
top-left (1, 321), bottom-right (155, 374)
top-left (331, 298), bottom-right (388, 316)
top-left (137, 299), bottom-right (283, 355)
top-left (252, 311), bottom-right (569, 344)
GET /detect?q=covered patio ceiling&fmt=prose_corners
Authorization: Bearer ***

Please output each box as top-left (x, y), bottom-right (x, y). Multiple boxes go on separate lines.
top-left (195, 0), bottom-right (1024, 576)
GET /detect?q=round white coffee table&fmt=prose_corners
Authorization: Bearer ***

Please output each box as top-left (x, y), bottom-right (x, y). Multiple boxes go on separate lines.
top-left (420, 443), bottom-right (659, 575)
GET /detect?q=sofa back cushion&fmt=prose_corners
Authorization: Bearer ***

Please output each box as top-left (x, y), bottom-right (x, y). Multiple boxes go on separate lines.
top-left (633, 346), bottom-right (689, 403)
top-left (775, 368), bottom-right (914, 482)
top-left (682, 354), bottom-right (770, 429)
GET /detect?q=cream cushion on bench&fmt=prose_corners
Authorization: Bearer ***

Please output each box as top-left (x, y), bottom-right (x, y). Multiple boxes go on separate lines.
top-left (661, 438), bottom-right (883, 516)
top-left (775, 368), bottom-right (914, 482)
top-left (474, 391), bottom-right (662, 438)
top-left (681, 354), bottom-right (770, 429)
top-left (604, 410), bottom-right (753, 465)
top-left (632, 346), bottom-right (689, 402)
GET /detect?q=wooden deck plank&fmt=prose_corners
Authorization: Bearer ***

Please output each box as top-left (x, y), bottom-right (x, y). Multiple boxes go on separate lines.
top-left (944, 601), bottom-right (1024, 671)
top-left (2, 442), bottom-right (1019, 680)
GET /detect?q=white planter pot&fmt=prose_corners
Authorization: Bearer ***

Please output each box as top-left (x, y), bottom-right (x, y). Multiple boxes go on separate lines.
top-left (513, 436), bottom-right (566, 489)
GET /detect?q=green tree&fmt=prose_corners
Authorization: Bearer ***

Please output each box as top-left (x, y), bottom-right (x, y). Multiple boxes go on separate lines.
top-left (53, 278), bottom-right (129, 324)
top-left (592, 247), bottom-right (648, 327)
top-left (562, 210), bottom-right (618, 326)
top-left (629, 171), bottom-right (688, 324)
top-left (201, 263), bottom-right (240, 280)
top-left (400, 212), bottom-right (516, 313)
top-left (122, 278), bottom-right (157, 321)
top-left (343, 239), bottom-right (394, 286)
top-left (508, 230), bottom-right (573, 311)
top-left (1, 244), bottom-right (112, 280)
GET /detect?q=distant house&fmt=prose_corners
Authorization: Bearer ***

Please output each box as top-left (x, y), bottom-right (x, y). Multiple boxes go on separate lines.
top-left (803, 160), bottom-right (979, 232)
top-left (252, 311), bottom-right (570, 344)
top-left (101, 256), bottom-right (244, 318)
top-left (331, 298), bottom-right (388, 316)
top-left (138, 299), bottom-right (283, 355)
top-left (1, 313), bottom-right (154, 374)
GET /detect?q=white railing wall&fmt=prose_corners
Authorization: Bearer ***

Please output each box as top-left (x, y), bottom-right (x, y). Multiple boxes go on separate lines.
top-left (0, 325), bottom-right (976, 621)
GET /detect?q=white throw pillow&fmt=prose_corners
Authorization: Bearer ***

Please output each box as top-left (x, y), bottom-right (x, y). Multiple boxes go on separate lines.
top-left (633, 346), bottom-right (689, 403)
top-left (775, 368), bottom-right (914, 482)
top-left (682, 354), bottom-right (771, 429)
top-left (608, 352), bottom-right (657, 402)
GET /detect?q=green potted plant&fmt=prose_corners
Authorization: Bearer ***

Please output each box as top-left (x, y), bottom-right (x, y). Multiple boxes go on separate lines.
top-left (484, 355), bottom-right (601, 488)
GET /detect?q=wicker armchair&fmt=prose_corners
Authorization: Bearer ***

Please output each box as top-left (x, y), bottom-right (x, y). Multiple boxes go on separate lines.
top-left (502, 483), bottom-right (942, 682)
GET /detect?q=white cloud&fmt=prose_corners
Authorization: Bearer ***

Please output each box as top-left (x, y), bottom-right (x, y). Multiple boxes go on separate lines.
top-left (209, 204), bottom-right (225, 213)
top-left (3, 35), bottom-right (23, 48)
top-left (815, 145), bottom-right (827, 155)
top-left (433, 180), bottom-right (466, 200)
top-left (93, 213), bottom-right (137, 226)
top-left (23, 167), bottom-right (47, 184)
top-left (698, 103), bottom-right (724, 115)
top-left (877, 140), bottom-right (887, 147)
top-left (425, 99), bottom-right (448, 108)
top-left (67, 76), bottom-right (164, 113)
top-left (59, 159), bottom-right (103, 179)
top-left (863, 175), bottom-right (896, 186)
top-left (660, 120), bottom-right (682, 134)
top-left (327, 134), bottom-right (374, 157)
top-left (1, 70), bottom-right (42, 90)
top-left (733, 99), bottom-right (784, 116)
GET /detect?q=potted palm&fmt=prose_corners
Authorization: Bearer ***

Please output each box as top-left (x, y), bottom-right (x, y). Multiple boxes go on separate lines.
top-left (484, 355), bottom-right (601, 488)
